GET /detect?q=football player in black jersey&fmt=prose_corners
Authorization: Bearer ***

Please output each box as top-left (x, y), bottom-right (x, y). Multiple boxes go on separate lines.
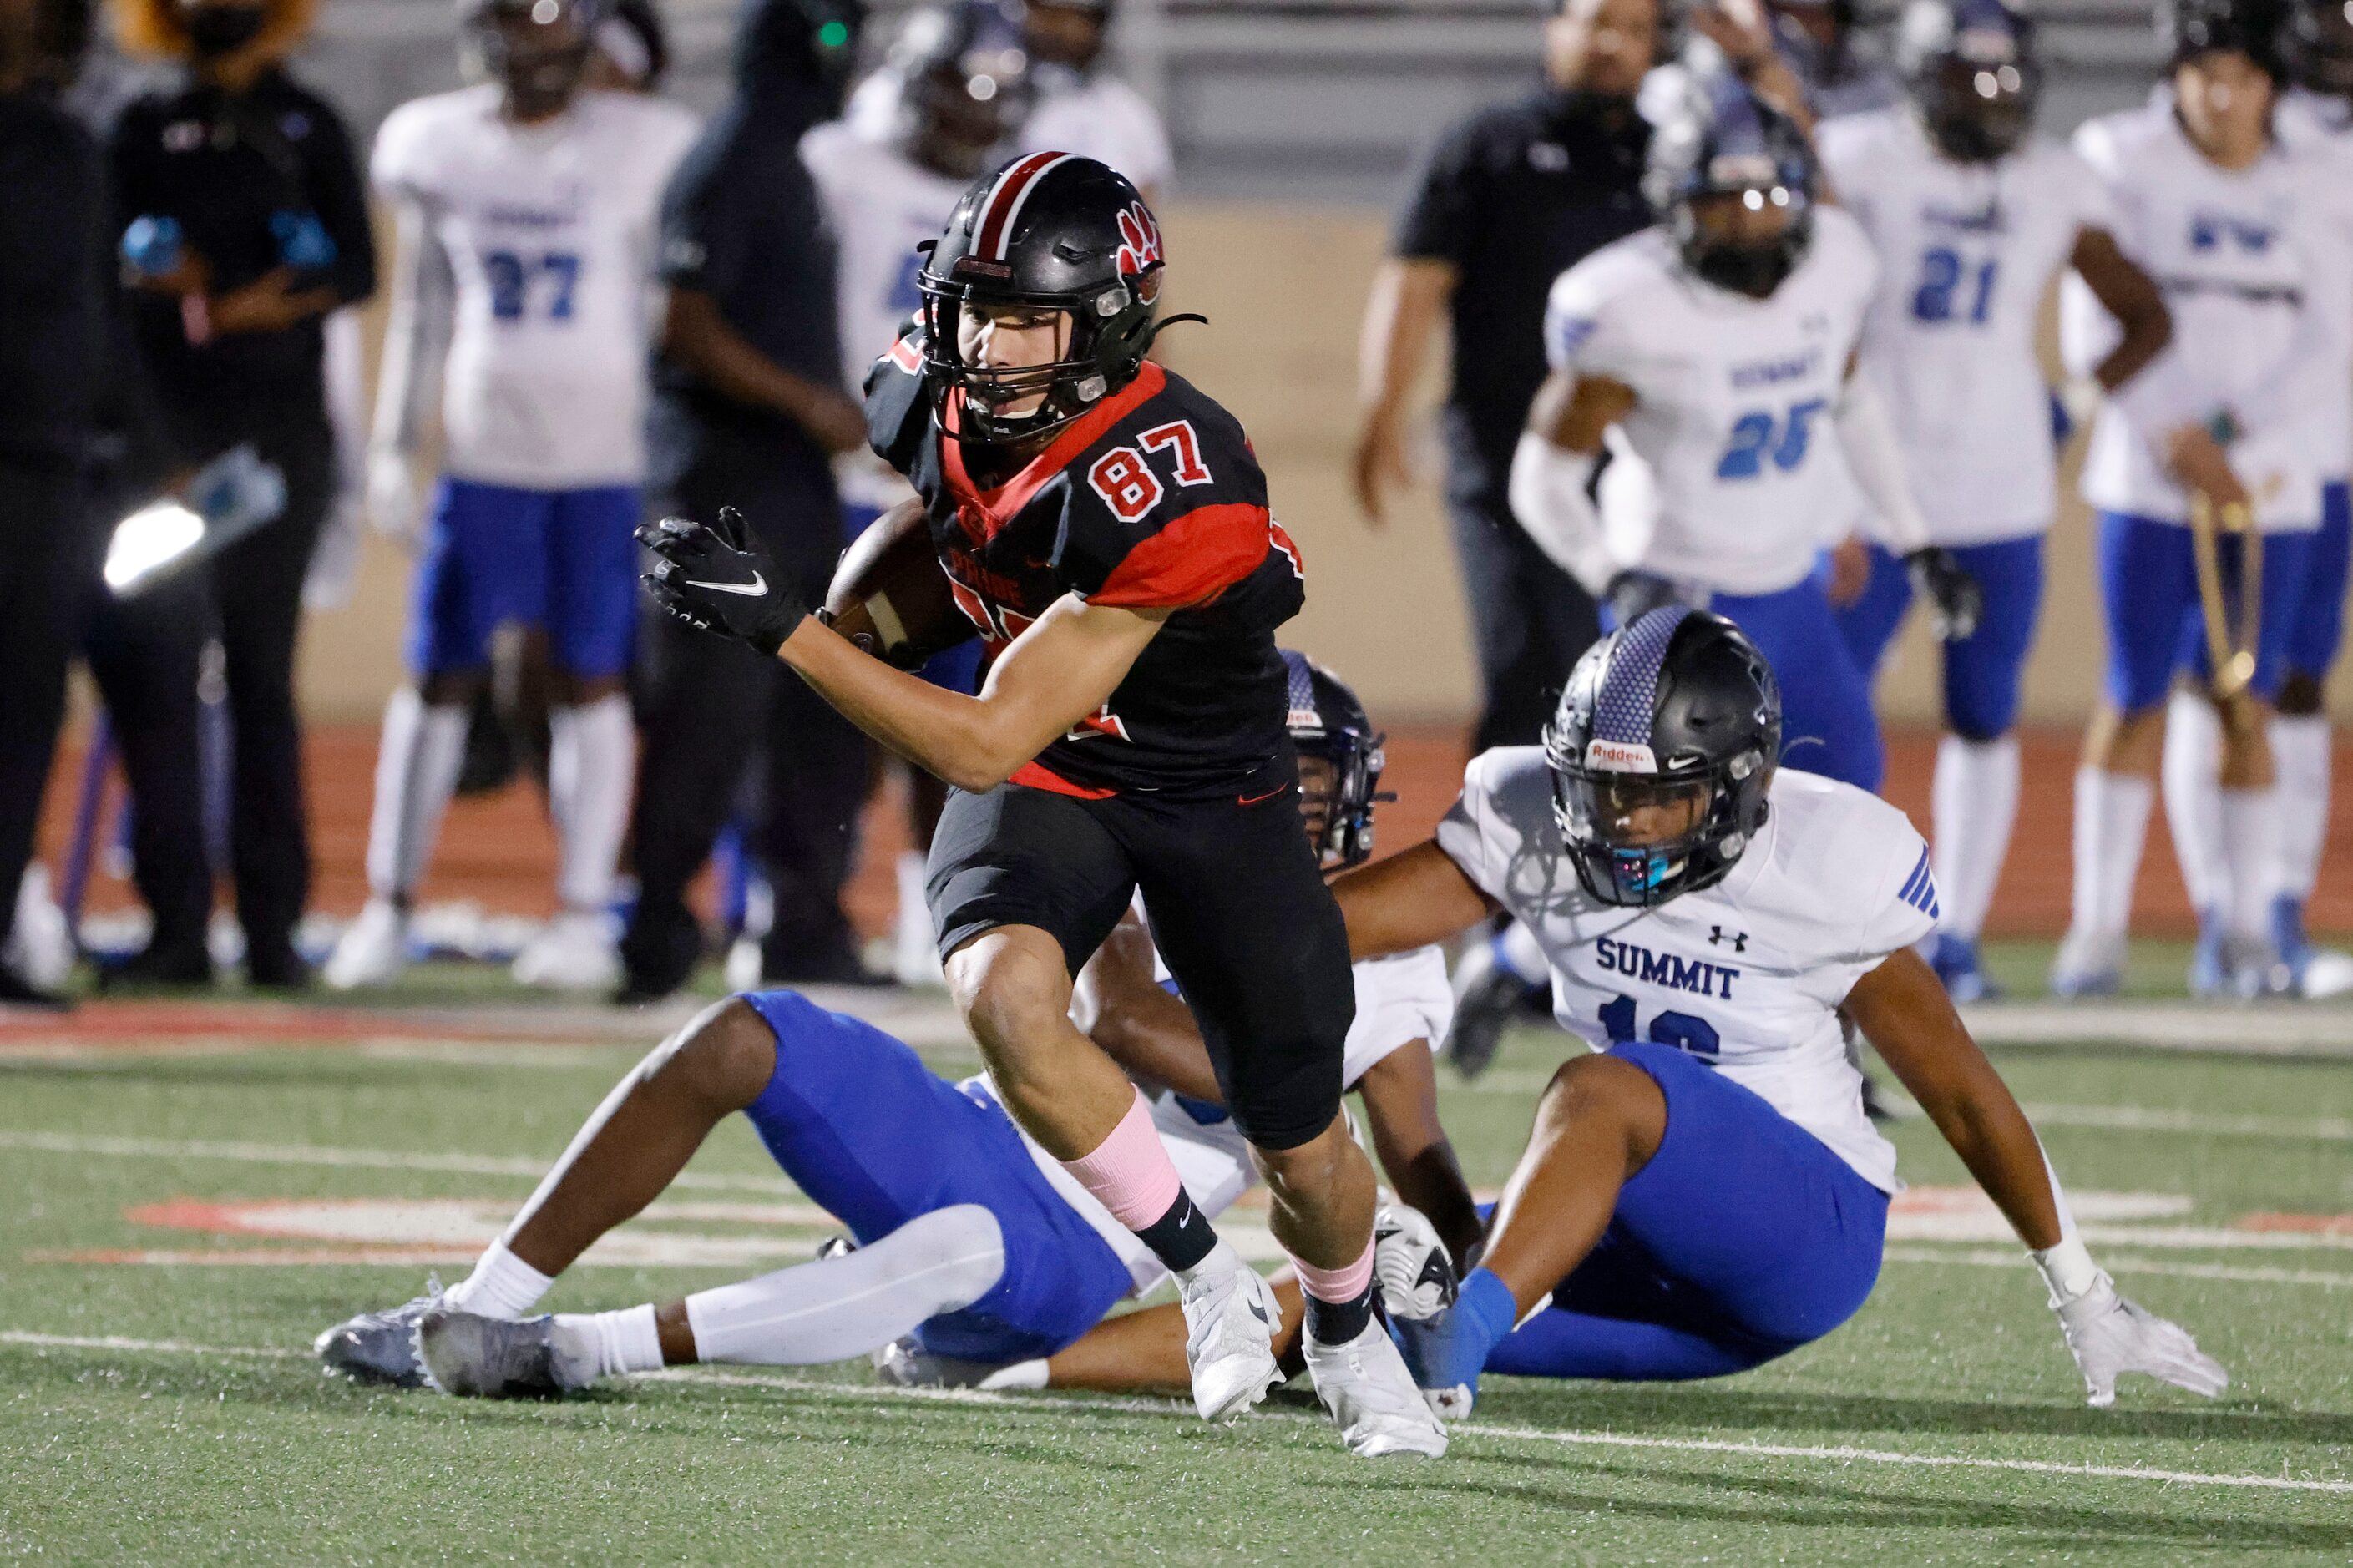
top-left (639, 155), bottom-right (1445, 1458)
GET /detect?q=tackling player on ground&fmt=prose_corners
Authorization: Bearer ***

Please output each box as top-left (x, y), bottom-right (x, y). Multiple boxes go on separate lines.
top-left (637, 157), bottom-right (1444, 1456)
top-left (328, 0), bottom-right (697, 993)
top-left (1817, 0), bottom-right (2171, 1003)
top-left (1338, 608), bottom-right (2226, 1411)
top-left (1509, 66), bottom-right (1983, 798)
top-left (314, 658), bottom-right (1470, 1417)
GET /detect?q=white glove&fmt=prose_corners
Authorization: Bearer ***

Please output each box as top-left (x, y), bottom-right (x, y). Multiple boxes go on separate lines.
top-left (2052, 1275), bottom-right (2229, 1408)
top-left (1373, 1201), bottom-right (1457, 1322)
top-left (367, 448), bottom-right (426, 546)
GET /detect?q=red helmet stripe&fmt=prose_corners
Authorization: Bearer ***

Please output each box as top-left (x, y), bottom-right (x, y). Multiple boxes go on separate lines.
top-left (975, 151), bottom-right (1076, 262)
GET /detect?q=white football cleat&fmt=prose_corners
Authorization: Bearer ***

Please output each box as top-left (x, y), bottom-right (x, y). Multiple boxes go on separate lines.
top-left (1176, 1258), bottom-right (1283, 1424)
top-left (324, 899), bottom-right (409, 991)
top-left (2297, 948), bottom-right (2353, 1000)
top-left (512, 912), bottom-right (622, 993)
top-left (7, 866), bottom-right (74, 990)
top-left (2048, 927), bottom-right (2126, 999)
top-left (1303, 1318), bottom-right (1449, 1459)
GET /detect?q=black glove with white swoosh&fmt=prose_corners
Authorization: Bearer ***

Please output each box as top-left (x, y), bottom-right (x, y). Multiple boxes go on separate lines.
top-left (637, 507), bottom-right (807, 656)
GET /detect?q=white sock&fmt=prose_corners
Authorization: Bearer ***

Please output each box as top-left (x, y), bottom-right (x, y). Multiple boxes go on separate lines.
top-left (362, 689), bottom-right (467, 900)
top-left (893, 850), bottom-right (941, 981)
top-left (2219, 787), bottom-right (2280, 944)
top-left (682, 1205), bottom-right (1005, 1366)
top-left (441, 1238), bottom-right (554, 1320)
top-left (551, 1303), bottom-right (666, 1380)
top-left (2070, 767), bottom-right (2153, 939)
top-left (1930, 735), bottom-right (2019, 943)
top-left (2160, 690), bottom-right (2225, 918)
top-left (979, 1358), bottom-right (1050, 1391)
top-left (548, 695), bottom-right (635, 913)
top-left (2270, 715), bottom-right (2331, 902)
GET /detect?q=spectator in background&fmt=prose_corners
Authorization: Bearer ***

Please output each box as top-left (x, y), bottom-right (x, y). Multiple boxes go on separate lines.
top-left (1351, 0), bottom-right (1654, 752)
top-left (1763, 0), bottom-right (1896, 119)
top-left (0, 0), bottom-right (114, 1006)
top-left (617, 0), bottom-right (873, 1002)
top-left (1015, 0), bottom-right (1170, 200)
top-left (105, 0), bottom-right (376, 989)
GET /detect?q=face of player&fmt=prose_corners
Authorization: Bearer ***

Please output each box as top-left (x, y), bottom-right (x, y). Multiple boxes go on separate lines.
top-left (1545, 0), bottom-right (1656, 99)
top-left (1025, 1), bottom-right (1106, 70)
top-left (491, 1), bottom-right (592, 122)
top-left (1583, 775), bottom-right (1713, 850)
top-left (913, 64), bottom-right (1023, 179)
top-left (177, 0), bottom-right (270, 62)
top-left (1922, 53), bottom-right (2036, 160)
top-left (1298, 755), bottom-right (1340, 869)
top-left (2174, 50), bottom-right (2275, 166)
top-left (957, 301), bottom-right (1074, 419)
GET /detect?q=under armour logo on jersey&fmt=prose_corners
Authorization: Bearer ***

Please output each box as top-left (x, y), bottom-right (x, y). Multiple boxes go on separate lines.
top-left (1898, 847), bottom-right (1941, 919)
top-left (1709, 926), bottom-right (1748, 952)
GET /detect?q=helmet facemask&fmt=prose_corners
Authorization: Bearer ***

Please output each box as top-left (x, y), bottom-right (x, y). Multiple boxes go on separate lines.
top-left (1674, 166), bottom-right (1814, 298)
top-left (1915, 42), bottom-right (2041, 159)
top-left (471, 0), bottom-right (597, 117)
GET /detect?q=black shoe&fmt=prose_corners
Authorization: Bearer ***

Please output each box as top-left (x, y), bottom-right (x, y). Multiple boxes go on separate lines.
top-left (245, 940), bottom-right (312, 992)
top-left (1445, 934), bottom-right (1540, 1082)
top-left (0, 964), bottom-right (72, 1011)
top-left (762, 943), bottom-right (890, 989)
top-left (615, 911), bottom-right (702, 1004)
top-left (99, 939), bottom-right (214, 991)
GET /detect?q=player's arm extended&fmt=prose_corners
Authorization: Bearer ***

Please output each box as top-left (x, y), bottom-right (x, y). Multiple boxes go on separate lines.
top-left (1844, 948), bottom-right (2063, 1248)
top-left (661, 288), bottom-right (867, 455)
top-left (1509, 369), bottom-right (1638, 594)
top-left (365, 200), bottom-right (452, 539)
top-left (1355, 1044), bottom-right (1484, 1266)
top-left (1332, 841), bottom-right (1500, 963)
top-left (782, 595), bottom-right (1169, 795)
top-left (1352, 258), bottom-right (1457, 524)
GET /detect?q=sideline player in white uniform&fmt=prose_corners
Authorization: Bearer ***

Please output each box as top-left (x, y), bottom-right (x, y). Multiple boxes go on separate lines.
top-left (1332, 608), bottom-right (2224, 1411)
top-left (314, 658), bottom-right (1462, 1457)
top-left (2162, 0), bottom-right (2353, 997)
top-left (806, 6), bottom-right (1031, 985)
top-left (1818, 0), bottom-right (2173, 1003)
top-left (848, 0), bottom-right (1173, 204)
top-left (1510, 69), bottom-right (1983, 798)
top-left (2051, 0), bottom-right (2353, 997)
top-left (329, 0), bottom-right (697, 994)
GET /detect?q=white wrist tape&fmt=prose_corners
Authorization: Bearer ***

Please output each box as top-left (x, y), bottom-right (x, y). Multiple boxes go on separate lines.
top-left (1508, 430), bottom-right (1617, 595)
top-left (2031, 1234), bottom-right (2106, 1309)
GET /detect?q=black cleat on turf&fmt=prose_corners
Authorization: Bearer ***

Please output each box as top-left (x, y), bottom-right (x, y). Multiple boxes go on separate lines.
top-left (314, 1279), bottom-right (444, 1387)
top-left (416, 1308), bottom-right (589, 1398)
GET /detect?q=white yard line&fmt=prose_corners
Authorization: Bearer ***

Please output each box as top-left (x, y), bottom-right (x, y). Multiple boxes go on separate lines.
top-left (1884, 1247), bottom-right (2353, 1289)
top-left (2017, 1103), bottom-right (2353, 1142)
top-left (3, 1330), bottom-right (2345, 1496)
top-left (0, 1130), bottom-right (792, 1194)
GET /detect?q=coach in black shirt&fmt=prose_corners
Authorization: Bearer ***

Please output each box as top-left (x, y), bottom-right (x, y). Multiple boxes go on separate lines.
top-left (1353, 0), bottom-right (1655, 751)
top-left (620, 0), bottom-right (873, 1001)
top-left (105, 0), bottom-right (374, 986)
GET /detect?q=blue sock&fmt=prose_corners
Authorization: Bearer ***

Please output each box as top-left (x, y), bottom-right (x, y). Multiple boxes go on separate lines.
top-left (1396, 1267), bottom-right (1521, 1393)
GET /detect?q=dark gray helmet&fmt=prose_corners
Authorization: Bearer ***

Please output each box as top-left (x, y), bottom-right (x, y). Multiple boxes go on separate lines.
top-left (1542, 608), bottom-right (1780, 908)
top-left (1646, 71), bottom-right (1819, 297)
top-left (1898, 0), bottom-right (2043, 160)
top-left (1282, 651), bottom-right (1389, 870)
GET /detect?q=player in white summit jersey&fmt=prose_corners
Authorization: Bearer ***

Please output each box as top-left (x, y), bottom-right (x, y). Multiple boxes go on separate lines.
top-left (2050, 0), bottom-right (2353, 997)
top-left (1511, 71), bottom-right (1983, 797)
top-left (805, 6), bottom-right (1031, 985)
top-left (1331, 608), bottom-right (2224, 1411)
top-left (329, 0), bottom-right (697, 994)
top-left (2162, 0), bottom-right (2353, 997)
top-left (1817, 0), bottom-right (2173, 1003)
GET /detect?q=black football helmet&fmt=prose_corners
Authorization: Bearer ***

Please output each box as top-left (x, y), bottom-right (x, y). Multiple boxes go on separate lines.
top-left (2162, 0), bottom-right (2286, 73)
top-left (2280, 0), bottom-right (2353, 94)
top-left (883, 2), bottom-right (1033, 180)
top-left (1541, 607), bottom-right (1781, 908)
top-left (1282, 651), bottom-right (1390, 870)
top-left (1646, 72), bottom-right (1819, 298)
top-left (465, 0), bottom-right (605, 116)
top-left (918, 153), bottom-right (1192, 441)
top-left (1897, 0), bottom-right (2042, 161)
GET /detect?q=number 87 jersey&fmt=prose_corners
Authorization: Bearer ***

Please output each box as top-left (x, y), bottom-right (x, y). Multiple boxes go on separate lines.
top-left (865, 328), bottom-right (1310, 800)
top-left (1541, 207), bottom-right (1880, 597)
top-left (1438, 748), bottom-right (1941, 1193)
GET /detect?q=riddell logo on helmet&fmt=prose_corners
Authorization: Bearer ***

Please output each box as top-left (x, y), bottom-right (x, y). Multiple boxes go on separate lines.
top-left (1585, 739), bottom-right (1658, 774)
top-left (1116, 204), bottom-right (1164, 281)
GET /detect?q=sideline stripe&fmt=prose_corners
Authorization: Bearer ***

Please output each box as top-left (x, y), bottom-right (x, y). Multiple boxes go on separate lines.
top-left (6, 1333), bottom-right (2341, 1496)
top-left (0, 1130), bottom-right (792, 1194)
top-left (1885, 1247), bottom-right (2353, 1289)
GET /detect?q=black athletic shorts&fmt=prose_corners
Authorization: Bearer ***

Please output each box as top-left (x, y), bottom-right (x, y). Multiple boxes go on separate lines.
top-left (926, 761), bottom-right (1356, 1151)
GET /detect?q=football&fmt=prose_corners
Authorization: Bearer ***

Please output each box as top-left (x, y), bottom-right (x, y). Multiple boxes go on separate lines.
top-left (822, 498), bottom-right (973, 670)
